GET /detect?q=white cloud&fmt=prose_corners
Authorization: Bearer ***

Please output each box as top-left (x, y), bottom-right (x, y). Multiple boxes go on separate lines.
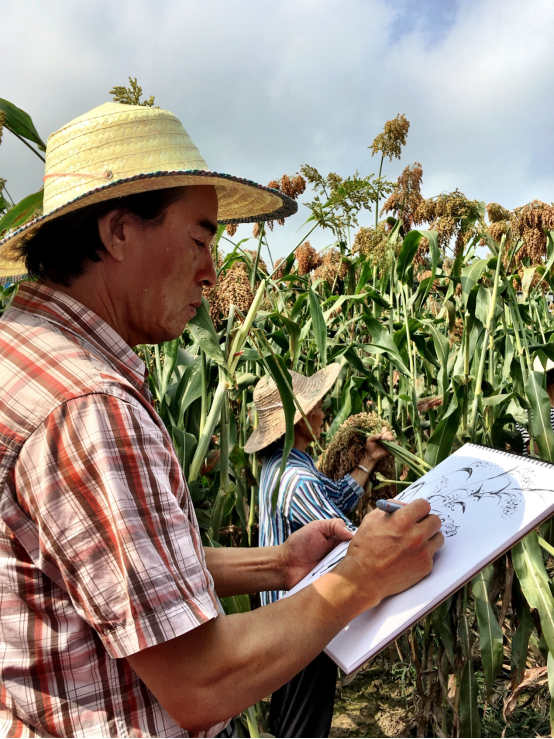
top-left (2, 0), bottom-right (554, 259)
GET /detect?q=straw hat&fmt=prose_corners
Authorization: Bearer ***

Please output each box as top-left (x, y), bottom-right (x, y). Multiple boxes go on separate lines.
top-left (0, 102), bottom-right (297, 276)
top-left (244, 363), bottom-right (341, 454)
top-left (534, 356), bottom-right (554, 373)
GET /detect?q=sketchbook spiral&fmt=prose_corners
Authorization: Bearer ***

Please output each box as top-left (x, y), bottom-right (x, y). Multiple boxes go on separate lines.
top-left (285, 443), bottom-right (554, 675)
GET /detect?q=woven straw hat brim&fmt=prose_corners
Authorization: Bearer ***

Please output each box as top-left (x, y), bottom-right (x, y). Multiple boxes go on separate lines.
top-left (244, 363), bottom-right (341, 454)
top-left (0, 171), bottom-right (297, 277)
top-left (0, 101), bottom-right (297, 277)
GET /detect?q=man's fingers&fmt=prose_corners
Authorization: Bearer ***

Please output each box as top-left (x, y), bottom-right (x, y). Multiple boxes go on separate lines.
top-left (429, 530), bottom-right (445, 553)
top-left (327, 518), bottom-right (354, 542)
top-left (420, 513), bottom-right (443, 538)
top-left (399, 498), bottom-right (432, 522)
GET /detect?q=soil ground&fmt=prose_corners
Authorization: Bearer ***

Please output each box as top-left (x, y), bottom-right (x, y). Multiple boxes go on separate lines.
top-left (330, 658), bottom-right (412, 738)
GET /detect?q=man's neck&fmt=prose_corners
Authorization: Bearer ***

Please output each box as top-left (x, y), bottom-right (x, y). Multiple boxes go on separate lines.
top-left (293, 432), bottom-right (310, 453)
top-left (40, 271), bottom-right (133, 347)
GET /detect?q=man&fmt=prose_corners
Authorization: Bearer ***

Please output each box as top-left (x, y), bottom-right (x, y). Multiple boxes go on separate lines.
top-left (0, 102), bottom-right (443, 737)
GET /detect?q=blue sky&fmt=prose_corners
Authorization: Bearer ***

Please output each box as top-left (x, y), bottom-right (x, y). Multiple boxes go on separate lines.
top-left (2, 0), bottom-right (553, 263)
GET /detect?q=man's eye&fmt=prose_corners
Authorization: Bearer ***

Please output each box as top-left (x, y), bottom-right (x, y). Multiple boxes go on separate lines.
top-left (194, 239), bottom-right (206, 249)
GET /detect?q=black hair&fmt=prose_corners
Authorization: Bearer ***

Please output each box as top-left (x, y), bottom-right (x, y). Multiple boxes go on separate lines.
top-left (547, 369), bottom-right (554, 386)
top-left (17, 186), bottom-right (187, 287)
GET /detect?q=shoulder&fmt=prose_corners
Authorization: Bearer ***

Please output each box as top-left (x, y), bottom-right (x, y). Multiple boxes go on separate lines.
top-left (0, 311), bottom-right (146, 450)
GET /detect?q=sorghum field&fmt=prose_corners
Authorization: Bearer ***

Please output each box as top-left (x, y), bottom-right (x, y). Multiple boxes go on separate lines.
top-left (4, 84), bottom-right (554, 737)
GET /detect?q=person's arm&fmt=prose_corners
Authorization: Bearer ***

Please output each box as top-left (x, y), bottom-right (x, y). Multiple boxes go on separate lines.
top-left (203, 517), bottom-right (354, 596)
top-left (127, 499), bottom-right (443, 734)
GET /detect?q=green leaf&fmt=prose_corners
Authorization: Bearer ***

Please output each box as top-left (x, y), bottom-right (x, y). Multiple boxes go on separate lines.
top-left (431, 597), bottom-right (455, 666)
top-left (160, 339), bottom-right (179, 400)
top-left (188, 298), bottom-right (229, 378)
top-left (525, 371), bottom-right (554, 463)
top-left (548, 650), bottom-right (554, 736)
top-left (0, 98), bottom-right (46, 151)
top-left (271, 312), bottom-right (302, 369)
top-left (171, 427), bottom-right (197, 478)
top-left (424, 388), bottom-right (463, 467)
top-left (308, 287), bottom-right (327, 367)
top-left (221, 594), bottom-right (251, 615)
top-left (261, 354), bottom-right (296, 509)
top-left (459, 658), bottom-right (481, 738)
top-left (511, 583), bottom-right (534, 688)
top-left (414, 230), bottom-right (440, 307)
top-left (326, 378), bottom-right (353, 442)
top-left (362, 315), bottom-right (411, 376)
top-left (355, 259), bottom-right (373, 294)
top-left (173, 356), bottom-right (203, 419)
top-left (513, 532), bottom-right (554, 657)
top-left (522, 266), bottom-right (537, 301)
top-left (472, 565), bottom-right (503, 697)
top-left (475, 286), bottom-right (501, 328)
top-left (0, 190), bottom-right (43, 236)
top-left (461, 259), bottom-right (488, 297)
top-left (396, 229), bottom-right (422, 283)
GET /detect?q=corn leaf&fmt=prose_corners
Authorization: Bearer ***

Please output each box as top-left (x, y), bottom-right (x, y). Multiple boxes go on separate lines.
top-left (261, 354), bottom-right (296, 509)
top-left (424, 388), bottom-right (463, 467)
top-left (513, 532), bottom-right (554, 657)
top-left (396, 229), bottom-right (422, 284)
top-left (461, 259), bottom-right (488, 297)
top-left (173, 356), bottom-right (203, 420)
top-left (0, 190), bottom-right (43, 236)
top-left (308, 287), bottom-right (327, 367)
top-left (511, 579), bottom-right (535, 688)
top-left (431, 597), bottom-right (455, 667)
top-left (0, 98), bottom-right (46, 151)
top-left (459, 659), bottom-right (481, 738)
top-left (525, 370), bottom-right (554, 463)
top-left (188, 298), bottom-right (230, 379)
top-left (472, 564), bottom-right (503, 697)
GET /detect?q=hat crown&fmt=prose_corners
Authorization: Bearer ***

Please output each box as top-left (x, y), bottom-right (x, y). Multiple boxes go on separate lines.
top-left (43, 102), bottom-right (209, 213)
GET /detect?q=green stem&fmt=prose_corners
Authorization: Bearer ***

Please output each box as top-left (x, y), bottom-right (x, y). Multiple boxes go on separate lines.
top-left (189, 380), bottom-right (227, 482)
top-left (200, 350), bottom-right (208, 438)
top-left (251, 226), bottom-right (264, 291)
top-left (375, 154), bottom-right (384, 230)
top-left (9, 129), bottom-right (46, 162)
top-left (469, 238), bottom-right (504, 438)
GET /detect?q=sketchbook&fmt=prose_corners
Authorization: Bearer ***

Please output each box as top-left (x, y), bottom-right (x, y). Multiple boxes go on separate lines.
top-left (285, 443), bottom-right (554, 675)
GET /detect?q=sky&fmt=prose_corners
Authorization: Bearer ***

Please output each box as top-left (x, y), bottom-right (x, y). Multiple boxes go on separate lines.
top-left (2, 0), bottom-right (554, 263)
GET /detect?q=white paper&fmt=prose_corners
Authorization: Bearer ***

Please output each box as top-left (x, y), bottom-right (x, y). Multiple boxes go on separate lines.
top-left (285, 444), bottom-right (554, 674)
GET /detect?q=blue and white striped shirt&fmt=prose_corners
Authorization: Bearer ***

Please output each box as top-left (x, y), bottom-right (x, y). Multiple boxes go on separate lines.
top-left (258, 443), bottom-right (364, 605)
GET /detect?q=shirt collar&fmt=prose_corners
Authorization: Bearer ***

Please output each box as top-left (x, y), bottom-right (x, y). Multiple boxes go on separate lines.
top-left (274, 441), bottom-right (318, 471)
top-left (11, 282), bottom-right (149, 394)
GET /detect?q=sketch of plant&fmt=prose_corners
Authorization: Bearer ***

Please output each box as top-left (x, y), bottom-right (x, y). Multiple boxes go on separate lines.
top-left (398, 461), bottom-right (531, 537)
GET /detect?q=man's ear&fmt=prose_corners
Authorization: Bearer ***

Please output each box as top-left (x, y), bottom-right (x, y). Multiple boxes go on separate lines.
top-left (97, 210), bottom-right (128, 263)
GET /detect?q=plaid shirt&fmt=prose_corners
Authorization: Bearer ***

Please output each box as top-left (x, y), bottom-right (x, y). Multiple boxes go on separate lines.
top-left (0, 283), bottom-right (224, 738)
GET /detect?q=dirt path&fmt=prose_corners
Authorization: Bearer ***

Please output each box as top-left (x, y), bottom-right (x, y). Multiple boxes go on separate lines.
top-left (331, 660), bottom-right (412, 738)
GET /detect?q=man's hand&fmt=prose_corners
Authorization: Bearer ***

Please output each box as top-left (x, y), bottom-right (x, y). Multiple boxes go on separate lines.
top-left (280, 518), bottom-right (353, 591)
top-left (333, 499), bottom-right (444, 612)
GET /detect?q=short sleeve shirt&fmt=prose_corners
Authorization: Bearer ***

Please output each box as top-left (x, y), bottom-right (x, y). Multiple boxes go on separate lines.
top-left (0, 283), bottom-right (224, 737)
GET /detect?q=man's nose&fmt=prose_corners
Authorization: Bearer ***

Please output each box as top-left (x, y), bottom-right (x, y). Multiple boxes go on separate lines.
top-left (199, 250), bottom-right (217, 288)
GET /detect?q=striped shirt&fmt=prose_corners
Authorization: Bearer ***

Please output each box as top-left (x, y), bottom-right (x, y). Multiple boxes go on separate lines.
top-left (258, 443), bottom-right (363, 605)
top-left (517, 408), bottom-right (554, 453)
top-left (0, 282), bottom-right (224, 738)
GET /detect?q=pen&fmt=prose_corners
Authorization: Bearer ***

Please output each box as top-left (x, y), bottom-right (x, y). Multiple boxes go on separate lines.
top-left (376, 499), bottom-right (407, 513)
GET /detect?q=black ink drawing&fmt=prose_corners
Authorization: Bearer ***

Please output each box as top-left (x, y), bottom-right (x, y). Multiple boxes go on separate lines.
top-left (396, 461), bottom-right (539, 537)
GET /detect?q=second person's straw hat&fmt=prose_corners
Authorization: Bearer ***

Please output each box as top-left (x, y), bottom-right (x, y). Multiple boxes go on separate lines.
top-left (244, 364), bottom-right (341, 454)
top-left (0, 102), bottom-right (298, 275)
